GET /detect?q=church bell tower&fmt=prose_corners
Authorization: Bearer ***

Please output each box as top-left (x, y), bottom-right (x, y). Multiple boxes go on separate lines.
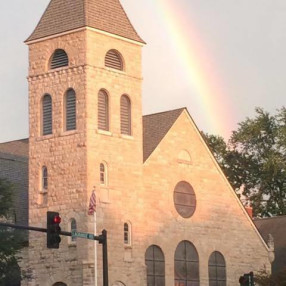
top-left (26, 0), bottom-right (145, 284)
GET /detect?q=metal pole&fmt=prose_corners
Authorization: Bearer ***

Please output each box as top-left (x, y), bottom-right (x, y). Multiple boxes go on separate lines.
top-left (101, 230), bottom-right (108, 286)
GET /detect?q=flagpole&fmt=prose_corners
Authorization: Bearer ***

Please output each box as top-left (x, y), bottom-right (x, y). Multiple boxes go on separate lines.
top-left (94, 208), bottom-right (97, 286)
top-left (89, 187), bottom-right (98, 286)
top-left (93, 187), bottom-right (97, 286)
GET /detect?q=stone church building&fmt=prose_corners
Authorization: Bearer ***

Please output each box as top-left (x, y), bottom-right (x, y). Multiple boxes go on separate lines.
top-left (0, 0), bottom-right (273, 285)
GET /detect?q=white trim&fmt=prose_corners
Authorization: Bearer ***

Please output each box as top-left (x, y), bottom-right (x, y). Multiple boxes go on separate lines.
top-left (25, 26), bottom-right (145, 47)
top-left (25, 27), bottom-right (86, 45)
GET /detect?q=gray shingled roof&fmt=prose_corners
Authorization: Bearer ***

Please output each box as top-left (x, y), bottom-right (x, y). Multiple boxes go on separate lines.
top-left (26, 0), bottom-right (145, 43)
top-left (0, 138), bottom-right (29, 158)
top-left (143, 108), bottom-right (185, 162)
top-left (254, 216), bottom-right (286, 274)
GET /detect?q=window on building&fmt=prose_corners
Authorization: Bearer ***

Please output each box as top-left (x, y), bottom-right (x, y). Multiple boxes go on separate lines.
top-left (41, 166), bottom-right (48, 205)
top-left (65, 89), bottom-right (76, 131)
top-left (53, 283), bottom-right (67, 286)
top-left (42, 94), bottom-right (52, 136)
top-left (145, 245), bottom-right (165, 286)
top-left (98, 89), bottom-right (109, 131)
top-left (50, 49), bottom-right (68, 69)
top-left (124, 222), bottom-right (131, 246)
top-left (174, 240), bottom-right (199, 286)
top-left (120, 95), bottom-right (131, 135)
top-left (173, 181), bottom-right (196, 218)
top-left (105, 49), bottom-right (123, 71)
top-left (42, 166), bottom-right (48, 190)
top-left (208, 251), bottom-right (226, 286)
top-left (100, 163), bottom-right (108, 185)
top-left (70, 218), bottom-right (77, 243)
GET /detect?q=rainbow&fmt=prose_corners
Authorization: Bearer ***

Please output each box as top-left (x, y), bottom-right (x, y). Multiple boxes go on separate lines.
top-left (153, 0), bottom-right (235, 138)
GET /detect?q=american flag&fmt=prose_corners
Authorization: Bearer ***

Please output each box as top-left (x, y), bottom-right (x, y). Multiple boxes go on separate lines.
top-left (88, 190), bottom-right (96, 215)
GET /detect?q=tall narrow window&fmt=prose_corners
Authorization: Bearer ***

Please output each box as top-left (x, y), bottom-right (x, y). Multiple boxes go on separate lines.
top-left (105, 49), bottom-right (123, 71)
top-left (120, 95), bottom-right (131, 135)
top-left (42, 94), bottom-right (52, 135)
top-left (70, 218), bottom-right (77, 242)
top-left (174, 241), bottom-right (199, 286)
top-left (145, 245), bottom-right (165, 286)
top-left (100, 163), bottom-right (108, 185)
top-left (124, 222), bottom-right (131, 246)
top-left (65, 89), bottom-right (76, 131)
top-left (42, 166), bottom-right (48, 190)
top-left (98, 90), bottom-right (109, 131)
top-left (41, 166), bottom-right (48, 205)
top-left (50, 49), bottom-right (68, 69)
top-left (208, 251), bottom-right (226, 286)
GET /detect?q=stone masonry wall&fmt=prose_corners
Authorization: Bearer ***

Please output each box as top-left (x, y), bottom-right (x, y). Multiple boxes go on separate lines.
top-left (141, 110), bottom-right (271, 285)
top-left (28, 30), bottom-right (90, 286)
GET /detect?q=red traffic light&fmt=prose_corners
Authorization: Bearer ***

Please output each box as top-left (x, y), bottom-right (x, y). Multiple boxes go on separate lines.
top-left (53, 215), bottom-right (61, 224)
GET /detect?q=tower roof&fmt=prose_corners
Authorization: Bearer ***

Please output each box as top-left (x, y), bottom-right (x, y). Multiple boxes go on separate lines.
top-left (26, 0), bottom-right (145, 44)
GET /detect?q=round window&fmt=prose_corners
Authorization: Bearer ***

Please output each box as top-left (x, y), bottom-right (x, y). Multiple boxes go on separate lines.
top-left (173, 181), bottom-right (196, 218)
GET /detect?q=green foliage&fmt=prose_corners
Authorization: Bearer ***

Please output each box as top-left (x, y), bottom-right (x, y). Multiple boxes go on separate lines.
top-left (0, 178), bottom-right (23, 285)
top-left (204, 107), bottom-right (286, 217)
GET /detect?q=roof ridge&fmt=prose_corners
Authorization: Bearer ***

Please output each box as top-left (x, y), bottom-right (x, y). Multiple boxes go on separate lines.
top-left (26, 0), bottom-right (145, 44)
top-left (143, 107), bottom-right (186, 118)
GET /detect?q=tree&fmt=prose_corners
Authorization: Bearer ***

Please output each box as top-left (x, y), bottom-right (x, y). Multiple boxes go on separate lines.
top-left (0, 178), bottom-right (23, 285)
top-left (204, 107), bottom-right (286, 217)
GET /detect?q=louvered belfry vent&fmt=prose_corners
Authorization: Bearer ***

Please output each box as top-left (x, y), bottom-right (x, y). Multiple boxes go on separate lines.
top-left (98, 90), bottom-right (109, 131)
top-left (65, 89), bottom-right (76, 131)
top-left (42, 94), bottom-right (52, 135)
top-left (105, 49), bottom-right (123, 71)
top-left (50, 49), bottom-right (68, 69)
top-left (120, 95), bottom-right (131, 135)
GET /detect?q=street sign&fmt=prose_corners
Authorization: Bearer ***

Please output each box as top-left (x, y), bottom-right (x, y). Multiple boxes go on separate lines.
top-left (71, 230), bottom-right (95, 240)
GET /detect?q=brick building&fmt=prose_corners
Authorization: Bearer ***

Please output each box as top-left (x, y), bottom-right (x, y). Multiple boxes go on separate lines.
top-left (0, 0), bottom-right (273, 285)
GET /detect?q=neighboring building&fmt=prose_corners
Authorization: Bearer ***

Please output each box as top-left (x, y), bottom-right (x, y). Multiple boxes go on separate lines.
top-left (0, 139), bottom-right (29, 227)
top-left (254, 216), bottom-right (286, 274)
top-left (0, 0), bottom-right (273, 285)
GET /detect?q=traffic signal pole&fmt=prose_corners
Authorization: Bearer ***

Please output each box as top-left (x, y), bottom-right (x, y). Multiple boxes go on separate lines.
top-left (0, 222), bottom-right (108, 286)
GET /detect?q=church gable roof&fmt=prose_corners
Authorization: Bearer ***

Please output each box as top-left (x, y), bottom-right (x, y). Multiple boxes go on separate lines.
top-left (143, 108), bottom-right (185, 162)
top-left (26, 0), bottom-right (145, 44)
top-left (0, 138), bottom-right (29, 158)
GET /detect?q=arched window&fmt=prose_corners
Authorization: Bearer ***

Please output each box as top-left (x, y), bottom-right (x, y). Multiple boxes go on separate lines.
top-left (208, 251), bottom-right (226, 286)
top-left (105, 49), bottom-right (123, 71)
top-left (50, 49), bottom-right (68, 69)
top-left (70, 218), bottom-right (77, 242)
top-left (124, 222), bottom-right (131, 246)
top-left (42, 94), bottom-right (52, 135)
top-left (98, 90), bottom-right (109, 131)
top-left (100, 162), bottom-right (108, 185)
top-left (53, 283), bottom-right (67, 286)
top-left (120, 95), bottom-right (131, 135)
top-left (65, 89), bottom-right (76, 131)
top-left (145, 245), bottom-right (165, 286)
top-left (174, 241), bottom-right (199, 285)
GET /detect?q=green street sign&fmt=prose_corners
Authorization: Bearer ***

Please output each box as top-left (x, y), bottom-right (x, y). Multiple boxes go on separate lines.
top-left (71, 230), bottom-right (95, 240)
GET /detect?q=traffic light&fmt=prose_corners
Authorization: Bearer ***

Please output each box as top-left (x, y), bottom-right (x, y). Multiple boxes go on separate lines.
top-left (47, 211), bottom-right (61, 249)
top-left (239, 272), bottom-right (254, 286)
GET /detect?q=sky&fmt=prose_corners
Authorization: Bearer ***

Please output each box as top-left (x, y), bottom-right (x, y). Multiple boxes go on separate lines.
top-left (0, 0), bottom-right (285, 143)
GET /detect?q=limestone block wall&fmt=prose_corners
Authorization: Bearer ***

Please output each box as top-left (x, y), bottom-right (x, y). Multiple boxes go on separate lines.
top-left (85, 29), bottom-right (145, 285)
top-left (141, 110), bottom-right (271, 286)
top-left (28, 31), bottom-right (91, 286)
